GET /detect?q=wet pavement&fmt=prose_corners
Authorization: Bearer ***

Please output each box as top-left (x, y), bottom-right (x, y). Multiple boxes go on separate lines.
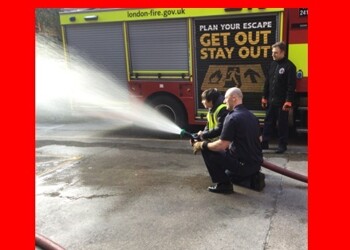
top-left (36, 121), bottom-right (308, 250)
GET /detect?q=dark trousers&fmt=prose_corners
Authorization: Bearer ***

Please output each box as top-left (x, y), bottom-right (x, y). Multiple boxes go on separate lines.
top-left (262, 104), bottom-right (289, 147)
top-left (201, 150), bottom-right (260, 183)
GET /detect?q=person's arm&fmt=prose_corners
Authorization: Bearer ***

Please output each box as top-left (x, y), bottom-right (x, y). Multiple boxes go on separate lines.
top-left (193, 111), bottom-right (233, 154)
top-left (202, 108), bottom-right (228, 140)
top-left (282, 62), bottom-right (297, 111)
top-left (262, 63), bottom-right (271, 108)
top-left (206, 139), bottom-right (230, 151)
top-left (193, 116), bottom-right (233, 154)
top-left (197, 123), bottom-right (209, 138)
top-left (286, 62), bottom-right (297, 103)
top-left (192, 139), bottom-right (230, 154)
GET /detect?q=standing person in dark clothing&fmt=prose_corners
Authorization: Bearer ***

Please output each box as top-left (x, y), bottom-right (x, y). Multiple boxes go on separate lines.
top-left (196, 88), bottom-right (228, 142)
top-left (261, 41), bottom-right (296, 154)
top-left (192, 87), bottom-right (265, 194)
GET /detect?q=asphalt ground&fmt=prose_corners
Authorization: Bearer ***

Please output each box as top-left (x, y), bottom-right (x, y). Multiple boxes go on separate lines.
top-left (36, 121), bottom-right (307, 250)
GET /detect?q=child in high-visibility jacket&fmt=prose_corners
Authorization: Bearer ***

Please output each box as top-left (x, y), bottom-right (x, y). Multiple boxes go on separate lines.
top-left (196, 88), bottom-right (228, 142)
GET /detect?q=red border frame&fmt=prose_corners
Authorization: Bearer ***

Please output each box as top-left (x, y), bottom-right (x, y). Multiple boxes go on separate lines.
top-left (4, 2), bottom-right (342, 249)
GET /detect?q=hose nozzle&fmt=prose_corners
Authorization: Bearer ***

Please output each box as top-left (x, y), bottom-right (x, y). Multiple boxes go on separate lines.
top-left (180, 129), bottom-right (200, 141)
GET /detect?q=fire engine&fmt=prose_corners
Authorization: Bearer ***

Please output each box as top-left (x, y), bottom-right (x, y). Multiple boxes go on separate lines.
top-left (59, 8), bottom-right (308, 132)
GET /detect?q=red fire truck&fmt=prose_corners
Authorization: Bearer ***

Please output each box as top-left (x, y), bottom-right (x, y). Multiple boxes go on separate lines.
top-left (59, 8), bottom-right (308, 132)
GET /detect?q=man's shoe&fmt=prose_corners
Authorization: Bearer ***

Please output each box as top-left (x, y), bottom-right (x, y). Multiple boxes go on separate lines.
top-left (208, 182), bottom-right (233, 194)
top-left (261, 141), bottom-right (269, 150)
top-left (275, 146), bottom-right (287, 154)
top-left (250, 172), bottom-right (265, 191)
top-left (225, 169), bottom-right (251, 187)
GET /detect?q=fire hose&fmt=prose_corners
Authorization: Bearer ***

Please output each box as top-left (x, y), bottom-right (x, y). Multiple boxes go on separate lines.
top-left (262, 159), bottom-right (307, 183)
top-left (36, 233), bottom-right (65, 250)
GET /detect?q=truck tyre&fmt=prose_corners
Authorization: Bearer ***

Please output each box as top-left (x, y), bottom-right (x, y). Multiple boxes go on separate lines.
top-left (149, 96), bottom-right (188, 129)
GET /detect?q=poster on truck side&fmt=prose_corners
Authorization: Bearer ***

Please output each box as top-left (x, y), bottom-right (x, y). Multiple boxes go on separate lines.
top-left (194, 14), bottom-right (278, 111)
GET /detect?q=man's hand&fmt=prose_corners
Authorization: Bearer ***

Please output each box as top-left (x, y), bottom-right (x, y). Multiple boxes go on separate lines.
top-left (261, 98), bottom-right (268, 109)
top-left (192, 141), bottom-right (203, 155)
top-left (282, 101), bottom-right (292, 111)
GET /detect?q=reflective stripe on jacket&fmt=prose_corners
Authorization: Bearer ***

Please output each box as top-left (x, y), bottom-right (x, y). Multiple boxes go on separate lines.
top-left (206, 103), bottom-right (227, 141)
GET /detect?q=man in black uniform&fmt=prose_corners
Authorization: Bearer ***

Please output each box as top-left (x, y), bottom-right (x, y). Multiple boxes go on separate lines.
top-left (192, 87), bottom-right (265, 194)
top-left (261, 41), bottom-right (296, 154)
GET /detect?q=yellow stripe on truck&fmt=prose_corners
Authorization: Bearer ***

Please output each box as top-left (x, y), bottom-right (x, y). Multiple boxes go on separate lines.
top-left (60, 8), bottom-right (284, 25)
top-left (288, 43), bottom-right (308, 77)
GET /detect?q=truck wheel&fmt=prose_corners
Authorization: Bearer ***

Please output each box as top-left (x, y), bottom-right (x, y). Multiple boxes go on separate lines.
top-left (149, 96), bottom-right (188, 129)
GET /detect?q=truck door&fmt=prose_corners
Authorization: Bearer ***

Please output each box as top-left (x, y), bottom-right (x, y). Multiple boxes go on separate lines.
top-left (65, 23), bottom-right (127, 88)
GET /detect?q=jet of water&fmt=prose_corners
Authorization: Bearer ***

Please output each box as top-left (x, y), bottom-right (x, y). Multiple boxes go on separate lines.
top-left (35, 35), bottom-right (182, 135)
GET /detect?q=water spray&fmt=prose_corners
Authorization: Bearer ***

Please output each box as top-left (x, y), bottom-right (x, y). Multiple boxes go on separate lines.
top-left (36, 35), bottom-right (186, 136)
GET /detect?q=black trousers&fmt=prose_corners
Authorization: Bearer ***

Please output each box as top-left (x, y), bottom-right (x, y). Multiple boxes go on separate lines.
top-left (201, 149), bottom-right (260, 183)
top-left (262, 104), bottom-right (289, 147)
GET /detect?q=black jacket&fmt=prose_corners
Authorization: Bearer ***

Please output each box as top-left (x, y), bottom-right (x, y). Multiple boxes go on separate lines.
top-left (221, 104), bottom-right (263, 167)
top-left (263, 57), bottom-right (296, 106)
